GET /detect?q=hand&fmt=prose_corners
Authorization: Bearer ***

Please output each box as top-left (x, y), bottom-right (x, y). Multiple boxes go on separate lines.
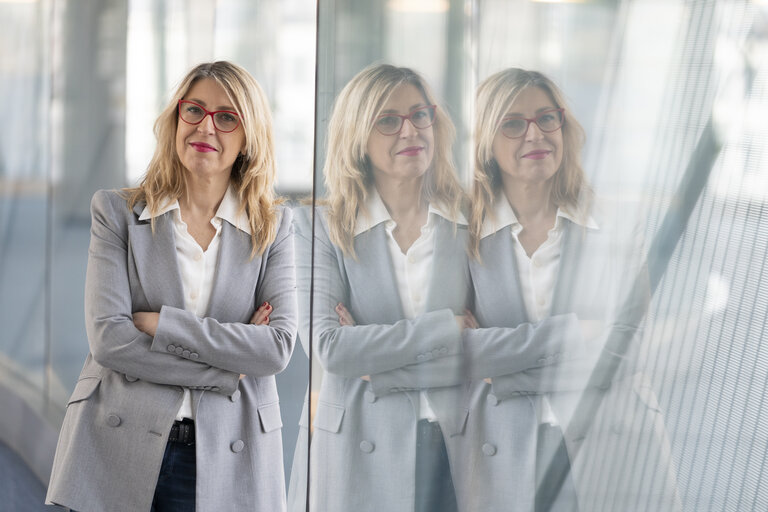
top-left (133, 312), bottom-right (160, 336)
top-left (336, 303), bottom-right (356, 326)
top-left (240, 374), bottom-right (247, 380)
top-left (250, 302), bottom-right (272, 325)
top-left (484, 378), bottom-right (492, 385)
top-left (361, 375), bottom-right (370, 381)
top-left (455, 310), bottom-right (479, 331)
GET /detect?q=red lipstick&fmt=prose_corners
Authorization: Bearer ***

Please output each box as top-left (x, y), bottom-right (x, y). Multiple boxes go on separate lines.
top-left (397, 146), bottom-right (424, 156)
top-left (190, 142), bottom-right (217, 153)
top-left (522, 149), bottom-right (551, 160)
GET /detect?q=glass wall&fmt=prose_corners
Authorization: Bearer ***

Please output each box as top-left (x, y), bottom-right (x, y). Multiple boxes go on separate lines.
top-left (1, 0), bottom-right (767, 510)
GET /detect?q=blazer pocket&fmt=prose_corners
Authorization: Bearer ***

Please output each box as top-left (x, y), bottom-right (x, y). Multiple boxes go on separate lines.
top-left (258, 402), bottom-right (283, 433)
top-left (67, 377), bottom-right (101, 407)
top-left (313, 402), bottom-right (345, 434)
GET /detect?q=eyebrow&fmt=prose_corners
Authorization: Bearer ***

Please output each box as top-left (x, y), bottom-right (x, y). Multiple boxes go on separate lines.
top-left (380, 102), bottom-right (427, 114)
top-left (187, 98), bottom-right (237, 111)
top-left (504, 106), bottom-right (557, 117)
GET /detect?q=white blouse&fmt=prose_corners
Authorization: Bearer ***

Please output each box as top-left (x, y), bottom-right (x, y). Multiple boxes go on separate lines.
top-left (139, 185), bottom-right (252, 420)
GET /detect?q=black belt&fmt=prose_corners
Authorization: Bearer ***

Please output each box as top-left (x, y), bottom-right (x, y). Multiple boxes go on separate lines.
top-left (168, 419), bottom-right (195, 445)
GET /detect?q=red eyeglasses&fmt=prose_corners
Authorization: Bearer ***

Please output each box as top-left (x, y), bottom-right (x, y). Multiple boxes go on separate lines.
top-left (498, 108), bottom-right (565, 139)
top-left (373, 105), bottom-right (437, 135)
top-left (178, 100), bottom-right (241, 133)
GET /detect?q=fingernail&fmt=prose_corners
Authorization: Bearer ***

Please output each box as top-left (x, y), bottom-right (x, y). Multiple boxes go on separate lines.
top-left (266, 304), bottom-right (272, 310)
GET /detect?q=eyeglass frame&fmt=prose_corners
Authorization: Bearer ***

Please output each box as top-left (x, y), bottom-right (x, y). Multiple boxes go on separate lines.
top-left (177, 100), bottom-right (242, 133)
top-left (373, 104), bottom-right (438, 136)
top-left (498, 108), bottom-right (565, 139)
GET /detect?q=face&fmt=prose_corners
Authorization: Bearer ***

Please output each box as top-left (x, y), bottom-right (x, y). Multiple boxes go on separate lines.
top-left (366, 83), bottom-right (435, 187)
top-left (491, 86), bottom-right (563, 188)
top-left (175, 77), bottom-right (246, 181)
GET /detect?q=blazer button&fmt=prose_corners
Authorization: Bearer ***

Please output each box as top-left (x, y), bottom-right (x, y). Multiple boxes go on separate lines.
top-left (125, 375), bottom-right (138, 382)
top-left (229, 389), bottom-right (241, 402)
top-left (359, 440), bottom-right (375, 453)
top-left (175, 347), bottom-right (184, 355)
top-left (537, 357), bottom-right (546, 365)
top-left (231, 440), bottom-right (245, 453)
top-left (182, 350), bottom-right (191, 358)
top-left (416, 354), bottom-right (426, 362)
top-left (167, 344), bottom-right (176, 353)
top-left (211, 387), bottom-right (220, 392)
top-left (365, 391), bottom-right (377, 403)
top-left (482, 443), bottom-right (497, 456)
top-left (190, 353), bottom-right (199, 360)
top-left (486, 394), bottom-right (499, 406)
top-left (106, 414), bottom-right (121, 427)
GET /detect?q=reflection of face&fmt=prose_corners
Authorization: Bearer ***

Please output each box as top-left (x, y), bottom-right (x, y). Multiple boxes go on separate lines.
top-left (175, 78), bottom-right (245, 181)
top-left (491, 86), bottom-right (563, 188)
top-left (366, 83), bottom-right (435, 186)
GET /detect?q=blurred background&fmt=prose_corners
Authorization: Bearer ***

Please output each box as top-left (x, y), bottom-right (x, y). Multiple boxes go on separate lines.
top-left (1, 0), bottom-right (767, 510)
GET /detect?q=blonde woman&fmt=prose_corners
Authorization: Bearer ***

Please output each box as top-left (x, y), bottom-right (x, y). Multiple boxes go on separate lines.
top-left (287, 64), bottom-right (472, 512)
top-left (46, 61), bottom-right (297, 512)
top-left (460, 68), bottom-right (679, 511)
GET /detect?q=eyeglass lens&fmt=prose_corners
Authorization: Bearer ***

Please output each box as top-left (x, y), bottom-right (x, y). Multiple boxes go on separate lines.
top-left (179, 101), bottom-right (240, 132)
top-left (375, 106), bottom-right (436, 135)
top-left (500, 109), bottom-right (563, 138)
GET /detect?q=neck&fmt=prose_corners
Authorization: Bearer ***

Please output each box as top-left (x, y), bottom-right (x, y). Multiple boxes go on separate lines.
top-left (180, 173), bottom-right (230, 220)
top-left (501, 175), bottom-right (556, 228)
top-left (374, 175), bottom-right (427, 226)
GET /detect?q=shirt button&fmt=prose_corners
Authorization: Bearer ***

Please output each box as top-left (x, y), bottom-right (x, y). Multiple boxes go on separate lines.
top-left (408, 254), bottom-right (415, 264)
top-left (533, 258), bottom-right (542, 267)
top-left (194, 252), bottom-right (203, 261)
top-left (190, 290), bottom-right (199, 300)
top-left (359, 440), bottom-right (375, 453)
top-left (537, 297), bottom-right (545, 306)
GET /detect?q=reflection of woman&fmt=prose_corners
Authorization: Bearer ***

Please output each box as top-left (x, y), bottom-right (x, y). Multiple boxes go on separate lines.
top-left (46, 61), bottom-right (297, 512)
top-left (458, 68), bottom-right (680, 512)
top-left (288, 64), bottom-right (469, 512)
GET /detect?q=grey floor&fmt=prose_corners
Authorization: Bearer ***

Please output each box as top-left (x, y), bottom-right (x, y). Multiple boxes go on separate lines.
top-left (0, 441), bottom-right (49, 512)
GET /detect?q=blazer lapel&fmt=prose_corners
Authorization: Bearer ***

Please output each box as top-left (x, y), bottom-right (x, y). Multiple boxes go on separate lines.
top-left (475, 230), bottom-right (529, 326)
top-left (128, 204), bottom-right (185, 312)
top-left (424, 218), bottom-right (468, 313)
top-left (550, 220), bottom-right (585, 315)
top-left (346, 225), bottom-right (403, 324)
top-left (206, 222), bottom-right (261, 322)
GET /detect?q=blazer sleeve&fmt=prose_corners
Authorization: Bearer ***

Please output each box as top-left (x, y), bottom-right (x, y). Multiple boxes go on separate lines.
top-left (150, 207), bottom-right (298, 378)
top-left (294, 207), bottom-right (462, 379)
top-left (85, 190), bottom-right (240, 394)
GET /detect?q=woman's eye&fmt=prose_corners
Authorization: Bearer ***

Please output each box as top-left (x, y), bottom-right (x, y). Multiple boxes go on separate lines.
top-left (412, 110), bottom-right (428, 121)
top-left (186, 105), bottom-right (203, 114)
top-left (219, 113), bottom-right (237, 123)
top-left (377, 116), bottom-right (399, 128)
top-left (539, 113), bottom-right (555, 123)
top-left (502, 118), bottom-right (525, 131)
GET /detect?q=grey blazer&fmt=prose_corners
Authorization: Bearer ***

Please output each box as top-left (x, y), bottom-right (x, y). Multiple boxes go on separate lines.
top-left (285, 206), bottom-right (575, 512)
top-left (46, 190), bottom-right (297, 512)
top-left (448, 202), bottom-right (681, 512)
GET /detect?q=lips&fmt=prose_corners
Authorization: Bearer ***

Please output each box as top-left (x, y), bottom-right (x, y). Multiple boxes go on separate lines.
top-left (397, 146), bottom-right (424, 156)
top-left (190, 142), bottom-right (217, 153)
top-left (522, 149), bottom-right (551, 160)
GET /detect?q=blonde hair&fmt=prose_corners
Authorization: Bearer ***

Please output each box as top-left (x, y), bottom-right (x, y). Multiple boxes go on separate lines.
top-left (470, 68), bottom-right (592, 257)
top-left (323, 63), bottom-right (465, 256)
top-left (126, 61), bottom-right (280, 257)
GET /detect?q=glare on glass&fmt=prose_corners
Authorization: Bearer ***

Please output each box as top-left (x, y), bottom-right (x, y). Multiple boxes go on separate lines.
top-left (178, 100), bottom-right (241, 133)
top-left (374, 104), bottom-right (437, 135)
top-left (499, 108), bottom-right (565, 139)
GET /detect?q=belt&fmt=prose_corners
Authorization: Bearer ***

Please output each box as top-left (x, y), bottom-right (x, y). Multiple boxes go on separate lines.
top-left (168, 419), bottom-right (195, 445)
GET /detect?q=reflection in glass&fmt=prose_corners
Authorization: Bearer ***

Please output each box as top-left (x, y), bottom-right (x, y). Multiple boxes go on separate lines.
top-left (289, 64), bottom-right (468, 512)
top-left (463, 68), bottom-right (680, 511)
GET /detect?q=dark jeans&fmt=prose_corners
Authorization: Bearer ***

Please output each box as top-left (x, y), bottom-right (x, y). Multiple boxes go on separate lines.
top-left (535, 423), bottom-right (579, 512)
top-left (415, 419), bottom-right (458, 512)
top-left (150, 438), bottom-right (197, 512)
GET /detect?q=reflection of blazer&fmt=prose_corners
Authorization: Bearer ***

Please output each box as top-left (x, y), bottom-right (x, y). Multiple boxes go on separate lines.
top-left (287, 205), bottom-right (470, 512)
top-left (449, 202), bottom-right (681, 512)
top-left (45, 190), bottom-right (297, 512)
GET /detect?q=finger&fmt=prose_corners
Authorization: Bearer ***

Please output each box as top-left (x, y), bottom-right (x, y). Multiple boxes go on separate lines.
top-left (484, 377), bottom-right (492, 385)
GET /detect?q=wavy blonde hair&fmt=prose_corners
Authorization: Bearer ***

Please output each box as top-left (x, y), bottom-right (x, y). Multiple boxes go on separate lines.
top-left (323, 63), bottom-right (465, 256)
top-left (470, 68), bottom-right (592, 258)
top-left (126, 61), bottom-right (279, 257)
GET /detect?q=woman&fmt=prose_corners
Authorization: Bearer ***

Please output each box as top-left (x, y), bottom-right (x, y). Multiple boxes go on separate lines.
top-left (286, 63), bottom-right (473, 512)
top-left (46, 61), bottom-right (297, 512)
top-left (458, 68), bottom-right (680, 511)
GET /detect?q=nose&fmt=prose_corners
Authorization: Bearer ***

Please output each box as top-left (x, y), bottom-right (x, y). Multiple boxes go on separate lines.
top-left (524, 120), bottom-right (544, 141)
top-left (197, 113), bottom-right (216, 133)
top-left (399, 117), bottom-right (418, 137)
